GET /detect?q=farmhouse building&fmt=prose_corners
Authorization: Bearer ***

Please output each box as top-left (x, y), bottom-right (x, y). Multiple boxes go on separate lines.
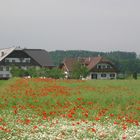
top-left (0, 47), bottom-right (54, 79)
top-left (60, 56), bottom-right (118, 79)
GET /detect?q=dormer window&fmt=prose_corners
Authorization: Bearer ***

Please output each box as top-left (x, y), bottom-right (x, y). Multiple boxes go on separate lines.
top-left (26, 59), bottom-right (30, 63)
top-left (12, 60), bottom-right (15, 63)
top-left (0, 67), bottom-right (3, 71)
top-left (19, 58), bottom-right (24, 62)
top-left (97, 65), bottom-right (101, 69)
top-left (6, 66), bottom-right (9, 71)
top-left (107, 65), bottom-right (112, 69)
top-left (5, 59), bottom-right (9, 63)
top-left (102, 65), bottom-right (106, 69)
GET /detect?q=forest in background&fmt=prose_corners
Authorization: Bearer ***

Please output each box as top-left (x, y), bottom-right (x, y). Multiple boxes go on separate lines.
top-left (49, 50), bottom-right (140, 74)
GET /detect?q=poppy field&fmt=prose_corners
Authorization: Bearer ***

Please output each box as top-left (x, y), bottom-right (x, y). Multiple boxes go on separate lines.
top-left (0, 78), bottom-right (140, 139)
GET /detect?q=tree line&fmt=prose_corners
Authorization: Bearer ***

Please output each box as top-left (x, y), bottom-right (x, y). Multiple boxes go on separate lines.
top-left (10, 63), bottom-right (89, 79)
top-left (10, 67), bottom-right (64, 79)
top-left (49, 50), bottom-right (140, 74)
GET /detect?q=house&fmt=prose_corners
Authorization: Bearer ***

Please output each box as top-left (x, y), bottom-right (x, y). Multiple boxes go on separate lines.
top-left (60, 56), bottom-right (118, 79)
top-left (0, 47), bottom-right (54, 79)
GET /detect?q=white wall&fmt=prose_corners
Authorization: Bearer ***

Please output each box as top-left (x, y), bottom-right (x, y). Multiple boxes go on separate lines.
top-left (0, 66), bottom-right (11, 78)
top-left (89, 72), bottom-right (117, 80)
top-left (5, 58), bottom-right (30, 63)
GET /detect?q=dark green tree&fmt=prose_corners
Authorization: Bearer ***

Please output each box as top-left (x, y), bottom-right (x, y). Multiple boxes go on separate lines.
top-left (70, 62), bottom-right (89, 79)
top-left (133, 72), bottom-right (137, 80)
top-left (10, 66), bottom-right (26, 77)
top-left (47, 68), bottom-right (64, 79)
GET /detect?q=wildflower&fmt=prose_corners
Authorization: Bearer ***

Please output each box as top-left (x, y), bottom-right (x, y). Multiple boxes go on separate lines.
top-left (95, 117), bottom-right (100, 121)
top-left (43, 115), bottom-right (47, 120)
top-left (114, 121), bottom-right (118, 125)
top-left (70, 110), bottom-right (75, 115)
top-left (42, 111), bottom-right (47, 120)
top-left (134, 120), bottom-right (139, 126)
top-left (77, 122), bottom-right (80, 125)
top-left (85, 112), bottom-right (88, 117)
top-left (33, 126), bottom-right (38, 129)
top-left (122, 135), bottom-right (127, 139)
top-left (87, 101), bottom-right (93, 105)
top-left (0, 126), bottom-right (4, 130)
top-left (68, 113), bottom-right (73, 118)
top-left (0, 118), bottom-right (2, 122)
top-left (25, 119), bottom-right (31, 125)
top-left (91, 128), bottom-right (96, 132)
top-left (12, 105), bottom-right (17, 109)
top-left (122, 124), bottom-right (127, 130)
top-left (110, 113), bottom-right (114, 117)
top-left (42, 111), bottom-right (47, 115)
top-left (77, 98), bottom-right (82, 101)
top-left (13, 109), bottom-right (17, 114)
top-left (72, 123), bottom-right (75, 126)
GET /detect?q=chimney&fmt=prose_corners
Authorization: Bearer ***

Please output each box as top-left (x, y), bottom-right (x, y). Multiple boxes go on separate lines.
top-left (88, 57), bottom-right (91, 62)
top-left (1, 51), bottom-right (5, 57)
top-left (78, 57), bottom-right (81, 62)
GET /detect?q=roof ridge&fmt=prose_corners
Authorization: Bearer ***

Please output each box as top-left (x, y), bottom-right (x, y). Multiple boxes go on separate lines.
top-left (0, 46), bottom-right (16, 51)
top-left (24, 49), bottom-right (44, 51)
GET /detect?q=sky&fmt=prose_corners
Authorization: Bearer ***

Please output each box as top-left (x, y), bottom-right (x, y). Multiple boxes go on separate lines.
top-left (0, 0), bottom-right (140, 54)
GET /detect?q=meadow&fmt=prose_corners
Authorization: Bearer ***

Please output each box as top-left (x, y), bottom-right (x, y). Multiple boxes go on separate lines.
top-left (0, 78), bottom-right (140, 140)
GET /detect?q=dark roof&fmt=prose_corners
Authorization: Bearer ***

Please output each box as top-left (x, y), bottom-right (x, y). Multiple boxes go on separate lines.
top-left (23, 49), bottom-right (54, 67)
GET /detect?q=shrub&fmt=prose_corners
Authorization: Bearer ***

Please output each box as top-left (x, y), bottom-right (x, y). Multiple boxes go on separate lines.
top-left (70, 62), bottom-right (89, 79)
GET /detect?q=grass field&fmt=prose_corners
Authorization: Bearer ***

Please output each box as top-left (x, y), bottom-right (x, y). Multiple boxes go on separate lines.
top-left (0, 78), bottom-right (140, 139)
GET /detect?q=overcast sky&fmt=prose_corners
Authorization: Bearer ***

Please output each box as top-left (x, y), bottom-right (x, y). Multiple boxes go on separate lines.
top-left (0, 0), bottom-right (140, 53)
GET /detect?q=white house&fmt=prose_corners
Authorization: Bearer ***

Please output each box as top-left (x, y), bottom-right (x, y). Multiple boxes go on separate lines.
top-left (60, 56), bottom-right (118, 79)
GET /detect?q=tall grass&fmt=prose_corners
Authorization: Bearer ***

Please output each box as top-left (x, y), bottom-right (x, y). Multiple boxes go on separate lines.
top-left (0, 78), bottom-right (140, 139)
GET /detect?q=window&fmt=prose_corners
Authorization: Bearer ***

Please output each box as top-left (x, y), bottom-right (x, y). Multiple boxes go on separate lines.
top-left (97, 65), bottom-right (101, 69)
top-left (26, 59), bottom-right (30, 63)
top-left (5, 59), bottom-right (9, 63)
top-left (0, 74), bottom-right (3, 77)
top-left (12, 60), bottom-right (15, 63)
top-left (19, 58), bottom-right (24, 62)
top-left (0, 67), bottom-right (3, 71)
top-left (6, 74), bottom-right (10, 77)
top-left (6, 66), bottom-right (9, 71)
top-left (91, 74), bottom-right (97, 79)
top-left (101, 74), bottom-right (106, 77)
top-left (110, 74), bottom-right (115, 78)
top-left (107, 65), bottom-right (112, 69)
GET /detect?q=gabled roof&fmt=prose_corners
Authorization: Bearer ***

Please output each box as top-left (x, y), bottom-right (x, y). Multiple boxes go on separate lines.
top-left (85, 56), bottom-right (102, 70)
top-left (0, 47), bottom-right (16, 61)
top-left (62, 58), bottom-right (79, 72)
top-left (0, 47), bottom-right (54, 67)
top-left (85, 56), bottom-right (115, 70)
top-left (62, 56), bottom-right (116, 72)
top-left (23, 49), bottom-right (54, 67)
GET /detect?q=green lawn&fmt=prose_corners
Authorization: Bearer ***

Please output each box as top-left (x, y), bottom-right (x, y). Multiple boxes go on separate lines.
top-left (0, 80), bottom-right (6, 86)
